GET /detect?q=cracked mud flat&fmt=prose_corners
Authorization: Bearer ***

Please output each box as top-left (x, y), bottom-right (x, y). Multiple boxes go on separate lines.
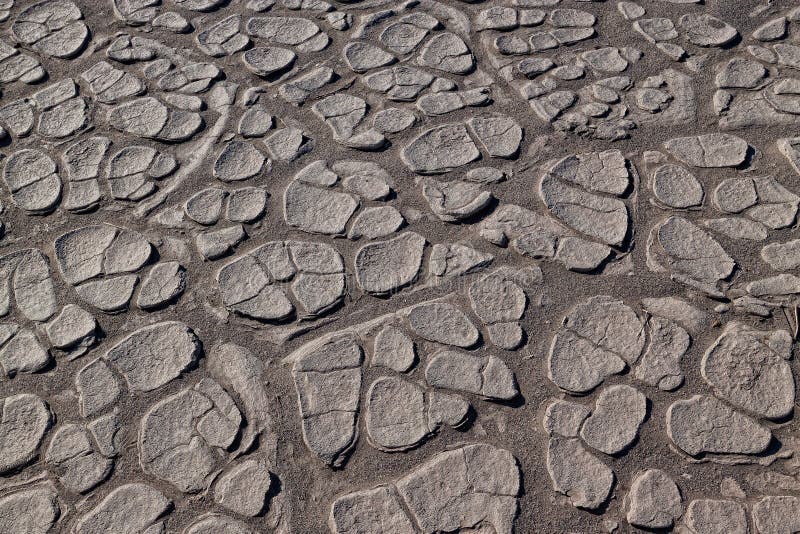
top-left (3, 0), bottom-right (800, 533)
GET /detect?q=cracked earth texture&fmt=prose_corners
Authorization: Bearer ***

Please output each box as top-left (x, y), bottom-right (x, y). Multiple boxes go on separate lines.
top-left (1, 0), bottom-right (800, 533)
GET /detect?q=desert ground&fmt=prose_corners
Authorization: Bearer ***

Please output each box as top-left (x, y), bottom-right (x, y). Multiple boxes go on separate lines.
top-left (1, 0), bottom-right (800, 532)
